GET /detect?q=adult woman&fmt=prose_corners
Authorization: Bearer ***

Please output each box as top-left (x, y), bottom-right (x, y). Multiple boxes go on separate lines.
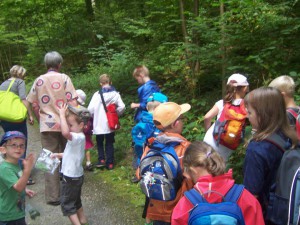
top-left (0, 65), bottom-right (34, 184)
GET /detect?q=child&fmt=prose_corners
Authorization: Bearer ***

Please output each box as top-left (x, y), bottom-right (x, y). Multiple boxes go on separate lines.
top-left (136, 102), bottom-right (194, 225)
top-left (88, 74), bottom-right (125, 170)
top-left (76, 89), bottom-right (94, 171)
top-left (268, 75), bottom-right (299, 128)
top-left (0, 131), bottom-right (36, 225)
top-left (203, 73), bottom-right (249, 163)
top-left (243, 87), bottom-right (298, 222)
top-left (131, 92), bottom-right (168, 178)
top-left (130, 65), bottom-right (161, 123)
top-left (172, 141), bottom-right (265, 225)
top-left (52, 104), bottom-right (90, 225)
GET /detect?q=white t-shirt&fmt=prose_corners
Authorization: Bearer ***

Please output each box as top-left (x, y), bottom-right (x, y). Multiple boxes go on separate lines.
top-left (61, 132), bottom-right (85, 177)
top-left (203, 99), bottom-right (243, 163)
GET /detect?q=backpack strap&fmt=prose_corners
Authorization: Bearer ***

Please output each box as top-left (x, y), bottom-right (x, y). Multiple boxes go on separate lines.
top-left (6, 78), bottom-right (15, 92)
top-left (287, 108), bottom-right (300, 119)
top-left (224, 184), bottom-right (244, 203)
top-left (184, 188), bottom-right (207, 206)
top-left (265, 133), bottom-right (287, 153)
top-left (99, 90), bottom-right (108, 113)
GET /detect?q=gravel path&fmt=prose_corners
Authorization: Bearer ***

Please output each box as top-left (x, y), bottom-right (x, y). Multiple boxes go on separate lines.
top-left (0, 124), bottom-right (142, 225)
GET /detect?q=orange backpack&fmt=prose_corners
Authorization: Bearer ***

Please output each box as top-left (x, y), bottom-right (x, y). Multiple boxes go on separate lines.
top-left (213, 101), bottom-right (247, 150)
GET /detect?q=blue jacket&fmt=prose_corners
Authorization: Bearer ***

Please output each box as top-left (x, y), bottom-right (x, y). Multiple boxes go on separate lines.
top-left (243, 131), bottom-right (291, 212)
top-left (134, 80), bottom-right (160, 122)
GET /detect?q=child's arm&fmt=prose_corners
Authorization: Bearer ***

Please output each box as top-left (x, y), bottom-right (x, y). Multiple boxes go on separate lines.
top-left (58, 103), bottom-right (72, 141)
top-left (51, 153), bottom-right (64, 159)
top-left (13, 153), bottom-right (35, 193)
top-left (131, 103), bottom-right (140, 109)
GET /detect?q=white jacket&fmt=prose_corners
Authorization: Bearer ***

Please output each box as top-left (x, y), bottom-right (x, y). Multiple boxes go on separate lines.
top-left (88, 88), bottom-right (125, 134)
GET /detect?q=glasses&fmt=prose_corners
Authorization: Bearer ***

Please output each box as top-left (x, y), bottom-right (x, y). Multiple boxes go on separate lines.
top-left (6, 144), bottom-right (26, 149)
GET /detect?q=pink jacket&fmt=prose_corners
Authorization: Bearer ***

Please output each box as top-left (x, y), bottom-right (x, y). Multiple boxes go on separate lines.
top-left (171, 170), bottom-right (265, 225)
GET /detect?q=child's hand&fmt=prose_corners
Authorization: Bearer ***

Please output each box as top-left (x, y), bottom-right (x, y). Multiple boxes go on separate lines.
top-left (57, 103), bottom-right (68, 116)
top-left (22, 153), bottom-right (36, 172)
top-left (26, 188), bottom-right (36, 198)
top-left (131, 103), bottom-right (139, 109)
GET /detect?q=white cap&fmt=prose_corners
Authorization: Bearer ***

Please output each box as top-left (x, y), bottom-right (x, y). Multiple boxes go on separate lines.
top-left (76, 89), bottom-right (86, 105)
top-left (227, 73), bottom-right (249, 87)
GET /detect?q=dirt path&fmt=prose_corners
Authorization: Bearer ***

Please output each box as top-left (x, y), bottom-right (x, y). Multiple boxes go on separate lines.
top-left (0, 124), bottom-right (141, 225)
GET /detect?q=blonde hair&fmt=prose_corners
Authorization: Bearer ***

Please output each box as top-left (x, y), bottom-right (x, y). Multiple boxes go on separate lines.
top-left (10, 65), bottom-right (26, 79)
top-left (245, 87), bottom-right (298, 146)
top-left (146, 101), bottom-right (161, 113)
top-left (269, 75), bottom-right (295, 98)
top-left (183, 141), bottom-right (226, 177)
top-left (132, 65), bottom-right (149, 78)
top-left (99, 74), bottom-right (111, 85)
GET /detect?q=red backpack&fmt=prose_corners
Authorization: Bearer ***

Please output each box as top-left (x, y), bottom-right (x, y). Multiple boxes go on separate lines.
top-left (99, 91), bottom-right (120, 131)
top-left (286, 108), bottom-right (300, 140)
top-left (213, 100), bottom-right (247, 150)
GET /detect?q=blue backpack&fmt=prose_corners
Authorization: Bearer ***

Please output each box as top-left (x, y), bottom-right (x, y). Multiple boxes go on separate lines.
top-left (184, 184), bottom-right (245, 225)
top-left (265, 134), bottom-right (300, 225)
top-left (139, 141), bottom-right (182, 201)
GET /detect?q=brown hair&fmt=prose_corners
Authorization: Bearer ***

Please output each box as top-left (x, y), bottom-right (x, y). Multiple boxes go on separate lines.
top-left (245, 87), bottom-right (298, 146)
top-left (132, 65), bottom-right (149, 78)
top-left (223, 81), bottom-right (245, 103)
top-left (183, 141), bottom-right (226, 177)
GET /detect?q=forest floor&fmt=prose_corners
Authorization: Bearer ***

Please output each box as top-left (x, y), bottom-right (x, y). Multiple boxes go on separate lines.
top-left (0, 123), bottom-right (143, 225)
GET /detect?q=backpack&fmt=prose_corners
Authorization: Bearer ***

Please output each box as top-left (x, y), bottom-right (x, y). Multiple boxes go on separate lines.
top-left (287, 108), bottom-right (300, 140)
top-left (184, 184), bottom-right (245, 225)
top-left (99, 91), bottom-right (120, 130)
top-left (139, 141), bottom-right (182, 201)
top-left (213, 101), bottom-right (247, 150)
top-left (288, 167), bottom-right (300, 225)
top-left (265, 134), bottom-right (300, 225)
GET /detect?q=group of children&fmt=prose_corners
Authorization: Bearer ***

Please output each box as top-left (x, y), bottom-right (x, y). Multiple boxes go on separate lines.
top-left (0, 60), bottom-right (298, 225)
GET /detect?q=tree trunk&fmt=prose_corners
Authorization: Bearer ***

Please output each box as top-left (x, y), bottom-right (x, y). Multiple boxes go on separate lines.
top-left (220, 1), bottom-right (226, 95)
top-left (85, 0), bottom-right (94, 21)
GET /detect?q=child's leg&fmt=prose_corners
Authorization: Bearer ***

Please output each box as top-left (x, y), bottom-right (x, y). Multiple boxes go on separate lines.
top-left (69, 213), bottom-right (81, 225)
top-left (96, 134), bottom-right (105, 163)
top-left (77, 207), bottom-right (87, 224)
top-left (85, 151), bottom-right (91, 165)
top-left (105, 132), bottom-right (115, 167)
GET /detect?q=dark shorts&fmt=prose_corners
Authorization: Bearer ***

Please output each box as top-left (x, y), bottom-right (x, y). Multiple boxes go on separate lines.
top-left (60, 175), bottom-right (84, 216)
top-left (0, 217), bottom-right (26, 225)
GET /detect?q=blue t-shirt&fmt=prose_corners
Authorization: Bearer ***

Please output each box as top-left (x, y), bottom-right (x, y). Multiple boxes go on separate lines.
top-left (243, 132), bottom-right (291, 211)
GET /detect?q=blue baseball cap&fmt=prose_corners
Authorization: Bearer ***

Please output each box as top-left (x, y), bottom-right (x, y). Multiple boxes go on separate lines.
top-left (0, 131), bottom-right (26, 146)
top-left (147, 92), bottom-right (168, 103)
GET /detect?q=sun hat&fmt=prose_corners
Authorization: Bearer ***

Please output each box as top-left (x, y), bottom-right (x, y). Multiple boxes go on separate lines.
top-left (76, 89), bottom-right (87, 105)
top-left (147, 92), bottom-right (168, 103)
top-left (0, 131), bottom-right (26, 146)
top-left (227, 73), bottom-right (249, 87)
top-left (153, 102), bottom-right (191, 129)
top-left (68, 105), bottom-right (91, 124)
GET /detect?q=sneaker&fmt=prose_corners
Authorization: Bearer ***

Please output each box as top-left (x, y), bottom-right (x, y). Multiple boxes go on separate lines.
top-left (131, 176), bottom-right (139, 183)
top-left (107, 164), bottom-right (114, 170)
top-left (96, 160), bottom-right (105, 168)
top-left (85, 164), bottom-right (93, 171)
